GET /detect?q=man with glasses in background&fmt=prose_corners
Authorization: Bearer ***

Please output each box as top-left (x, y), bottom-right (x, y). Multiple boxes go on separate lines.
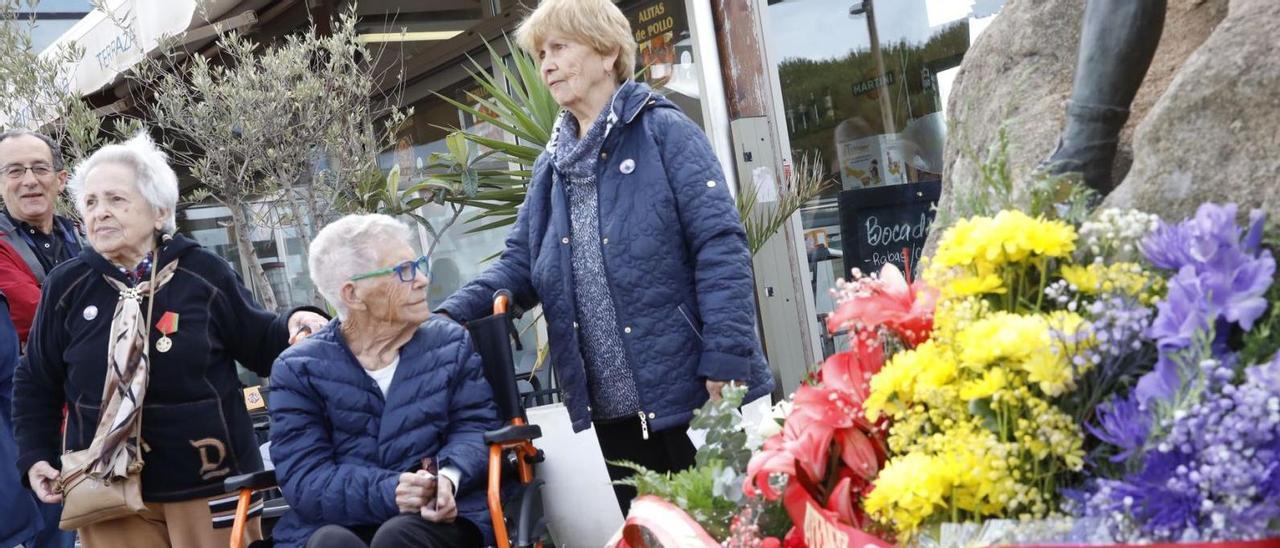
top-left (0, 129), bottom-right (84, 348)
top-left (0, 129), bottom-right (80, 548)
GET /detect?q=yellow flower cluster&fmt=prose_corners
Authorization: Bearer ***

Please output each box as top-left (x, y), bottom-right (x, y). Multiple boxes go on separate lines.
top-left (862, 213), bottom-right (1094, 537)
top-left (927, 211), bottom-right (1078, 301)
top-left (1060, 262), bottom-right (1164, 304)
top-left (933, 210), bottom-right (1076, 270)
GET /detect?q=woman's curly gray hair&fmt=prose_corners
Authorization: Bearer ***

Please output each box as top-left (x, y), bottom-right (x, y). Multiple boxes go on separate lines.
top-left (68, 133), bottom-right (179, 233)
top-left (308, 214), bottom-right (414, 319)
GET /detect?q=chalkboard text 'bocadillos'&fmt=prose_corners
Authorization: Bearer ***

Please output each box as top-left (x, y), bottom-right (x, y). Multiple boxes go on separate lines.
top-left (863, 212), bottom-right (929, 247)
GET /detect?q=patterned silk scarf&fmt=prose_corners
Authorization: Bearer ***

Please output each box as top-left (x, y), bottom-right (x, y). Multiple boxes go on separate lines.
top-left (85, 257), bottom-right (180, 481)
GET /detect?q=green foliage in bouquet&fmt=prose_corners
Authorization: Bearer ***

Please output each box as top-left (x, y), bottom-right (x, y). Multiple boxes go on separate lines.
top-left (612, 384), bottom-right (788, 540)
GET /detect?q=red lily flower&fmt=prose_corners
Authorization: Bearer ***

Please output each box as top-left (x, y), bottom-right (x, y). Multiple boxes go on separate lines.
top-left (827, 262), bottom-right (938, 347)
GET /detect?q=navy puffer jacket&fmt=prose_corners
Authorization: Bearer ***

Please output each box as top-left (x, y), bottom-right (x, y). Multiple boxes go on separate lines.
top-left (439, 81), bottom-right (774, 434)
top-left (268, 317), bottom-right (500, 547)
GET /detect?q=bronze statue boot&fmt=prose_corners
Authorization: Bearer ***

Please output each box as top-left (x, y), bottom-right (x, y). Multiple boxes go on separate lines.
top-left (1041, 100), bottom-right (1131, 197)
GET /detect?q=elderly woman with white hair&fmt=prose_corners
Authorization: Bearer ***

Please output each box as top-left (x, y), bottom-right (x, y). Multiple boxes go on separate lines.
top-left (266, 214), bottom-right (499, 548)
top-left (12, 134), bottom-right (327, 548)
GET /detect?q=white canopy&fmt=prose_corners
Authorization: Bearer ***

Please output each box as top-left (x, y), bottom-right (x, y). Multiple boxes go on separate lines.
top-left (41, 0), bottom-right (242, 96)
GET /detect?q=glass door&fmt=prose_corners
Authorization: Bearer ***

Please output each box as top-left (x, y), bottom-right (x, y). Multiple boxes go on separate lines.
top-left (763, 0), bottom-right (1004, 356)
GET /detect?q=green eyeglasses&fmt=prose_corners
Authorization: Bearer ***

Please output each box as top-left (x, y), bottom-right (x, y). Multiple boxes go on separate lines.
top-left (349, 255), bottom-right (430, 282)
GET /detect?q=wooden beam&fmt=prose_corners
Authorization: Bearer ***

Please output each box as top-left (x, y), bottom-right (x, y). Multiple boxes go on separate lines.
top-left (710, 0), bottom-right (771, 120)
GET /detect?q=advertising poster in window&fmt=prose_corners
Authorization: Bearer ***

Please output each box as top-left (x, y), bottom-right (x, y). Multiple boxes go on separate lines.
top-left (623, 0), bottom-right (689, 87)
top-left (836, 133), bottom-right (906, 189)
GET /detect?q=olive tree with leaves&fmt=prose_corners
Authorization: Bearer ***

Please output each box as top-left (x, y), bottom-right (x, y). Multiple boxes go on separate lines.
top-left (108, 6), bottom-right (408, 309)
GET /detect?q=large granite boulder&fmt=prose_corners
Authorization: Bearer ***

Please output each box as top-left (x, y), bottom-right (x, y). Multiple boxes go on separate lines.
top-left (936, 0), bottom-right (1228, 232)
top-left (1105, 0), bottom-right (1280, 220)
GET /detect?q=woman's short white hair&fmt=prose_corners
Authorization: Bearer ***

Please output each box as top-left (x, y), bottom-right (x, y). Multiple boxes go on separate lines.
top-left (309, 214), bottom-right (414, 319)
top-left (68, 133), bottom-right (179, 233)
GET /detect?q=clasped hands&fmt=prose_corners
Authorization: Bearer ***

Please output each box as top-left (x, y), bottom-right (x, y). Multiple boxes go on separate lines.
top-left (394, 469), bottom-right (457, 523)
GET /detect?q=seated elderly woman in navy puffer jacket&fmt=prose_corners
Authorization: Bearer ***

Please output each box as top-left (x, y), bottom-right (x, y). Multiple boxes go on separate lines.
top-left (268, 214), bottom-right (500, 548)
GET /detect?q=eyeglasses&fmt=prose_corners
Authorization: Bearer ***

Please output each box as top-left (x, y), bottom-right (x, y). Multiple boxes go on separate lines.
top-left (2, 164), bottom-right (55, 180)
top-left (350, 255), bottom-right (430, 283)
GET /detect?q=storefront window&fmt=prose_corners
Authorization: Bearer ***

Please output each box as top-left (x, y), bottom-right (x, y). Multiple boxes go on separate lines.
top-left (765, 0), bottom-right (1005, 356)
top-left (620, 0), bottom-right (704, 127)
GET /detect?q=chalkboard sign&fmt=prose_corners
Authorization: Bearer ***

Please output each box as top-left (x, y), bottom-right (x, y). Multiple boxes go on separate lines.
top-left (837, 181), bottom-right (941, 281)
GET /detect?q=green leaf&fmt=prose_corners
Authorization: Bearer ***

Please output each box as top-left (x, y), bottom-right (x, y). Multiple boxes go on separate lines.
top-left (461, 215), bottom-right (518, 234)
top-left (385, 164), bottom-right (401, 198)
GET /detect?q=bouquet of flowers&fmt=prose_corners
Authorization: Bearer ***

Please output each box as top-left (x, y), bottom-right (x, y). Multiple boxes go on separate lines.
top-left (611, 197), bottom-right (1280, 546)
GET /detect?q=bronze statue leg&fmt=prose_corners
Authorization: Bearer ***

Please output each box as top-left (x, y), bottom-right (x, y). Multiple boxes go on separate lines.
top-left (1044, 0), bottom-right (1167, 196)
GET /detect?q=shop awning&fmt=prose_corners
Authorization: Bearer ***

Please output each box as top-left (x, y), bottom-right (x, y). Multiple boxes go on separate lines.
top-left (41, 0), bottom-right (244, 97)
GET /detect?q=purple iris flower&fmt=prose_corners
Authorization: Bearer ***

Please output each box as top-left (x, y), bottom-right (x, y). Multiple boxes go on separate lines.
top-left (1222, 252), bottom-right (1275, 329)
top-left (1143, 222), bottom-right (1196, 271)
top-left (1146, 267), bottom-right (1213, 349)
top-left (1087, 394), bottom-right (1151, 462)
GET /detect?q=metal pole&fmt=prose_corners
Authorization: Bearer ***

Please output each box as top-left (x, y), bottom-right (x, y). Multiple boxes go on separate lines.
top-left (864, 0), bottom-right (896, 135)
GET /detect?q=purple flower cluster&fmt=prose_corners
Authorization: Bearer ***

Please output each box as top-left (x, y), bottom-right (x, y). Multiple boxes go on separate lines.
top-left (1137, 203), bottom-right (1275, 406)
top-left (1078, 356), bottom-right (1280, 541)
top-left (1085, 295), bottom-right (1154, 360)
top-left (1074, 203), bottom-right (1280, 541)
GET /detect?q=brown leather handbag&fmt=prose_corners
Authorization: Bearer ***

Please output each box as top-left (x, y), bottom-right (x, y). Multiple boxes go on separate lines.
top-left (56, 422), bottom-right (147, 530)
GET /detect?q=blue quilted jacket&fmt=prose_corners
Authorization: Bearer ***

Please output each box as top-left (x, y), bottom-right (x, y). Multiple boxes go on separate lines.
top-left (268, 317), bottom-right (500, 547)
top-left (440, 81), bottom-right (774, 434)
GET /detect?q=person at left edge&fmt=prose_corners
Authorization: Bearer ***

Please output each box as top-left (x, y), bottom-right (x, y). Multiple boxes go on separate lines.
top-left (0, 290), bottom-right (44, 547)
top-left (0, 129), bottom-right (85, 348)
top-left (0, 129), bottom-right (82, 548)
top-left (12, 133), bottom-right (328, 548)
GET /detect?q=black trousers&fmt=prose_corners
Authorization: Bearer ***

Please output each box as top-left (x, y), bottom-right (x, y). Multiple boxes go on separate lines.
top-left (594, 416), bottom-right (697, 516)
top-left (304, 515), bottom-right (481, 548)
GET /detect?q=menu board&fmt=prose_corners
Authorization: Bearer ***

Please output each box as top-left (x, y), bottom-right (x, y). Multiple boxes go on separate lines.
top-left (837, 181), bottom-right (941, 280)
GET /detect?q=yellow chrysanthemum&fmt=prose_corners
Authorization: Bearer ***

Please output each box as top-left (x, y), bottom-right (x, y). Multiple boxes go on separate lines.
top-left (1020, 350), bottom-right (1072, 397)
top-left (959, 366), bottom-right (1008, 400)
top-left (865, 453), bottom-right (952, 534)
top-left (955, 312), bottom-right (1046, 368)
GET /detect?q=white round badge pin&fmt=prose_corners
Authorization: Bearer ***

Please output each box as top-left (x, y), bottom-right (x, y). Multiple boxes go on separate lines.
top-left (619, 159), bottom-right (636, 174)
top-left (83, 305), bottom-right (98, 321)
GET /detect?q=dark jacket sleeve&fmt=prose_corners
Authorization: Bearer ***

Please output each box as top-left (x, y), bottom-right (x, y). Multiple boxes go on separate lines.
top-left (0, 293), bottom-right (42, 548)
top-left (0, 294), bottom-right (17, 426)
top-left (437, 160), bottom-right (544, 322)
top-left (0, 239), bottom-right (40, 347)
top-left (434, 329), bottom-right (500, 492)
top-left (268, 357), bottom-right (401, 525)
top-left (12, 277), bottom-right (71, 482)
top-left (212, 263), bottom-right (324, 377)
top-left (656, 110), bottom-right (761, 382)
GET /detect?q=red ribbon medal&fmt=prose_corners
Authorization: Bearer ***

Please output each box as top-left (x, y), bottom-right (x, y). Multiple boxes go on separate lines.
top-left (155, 311), bottom-right (179, 353)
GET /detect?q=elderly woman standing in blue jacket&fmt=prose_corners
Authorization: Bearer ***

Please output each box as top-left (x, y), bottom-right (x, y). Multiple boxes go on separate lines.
top-left (268, 214), bottom-right (499, 548)
top-left (436, 0), bottom-right (774, 514)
